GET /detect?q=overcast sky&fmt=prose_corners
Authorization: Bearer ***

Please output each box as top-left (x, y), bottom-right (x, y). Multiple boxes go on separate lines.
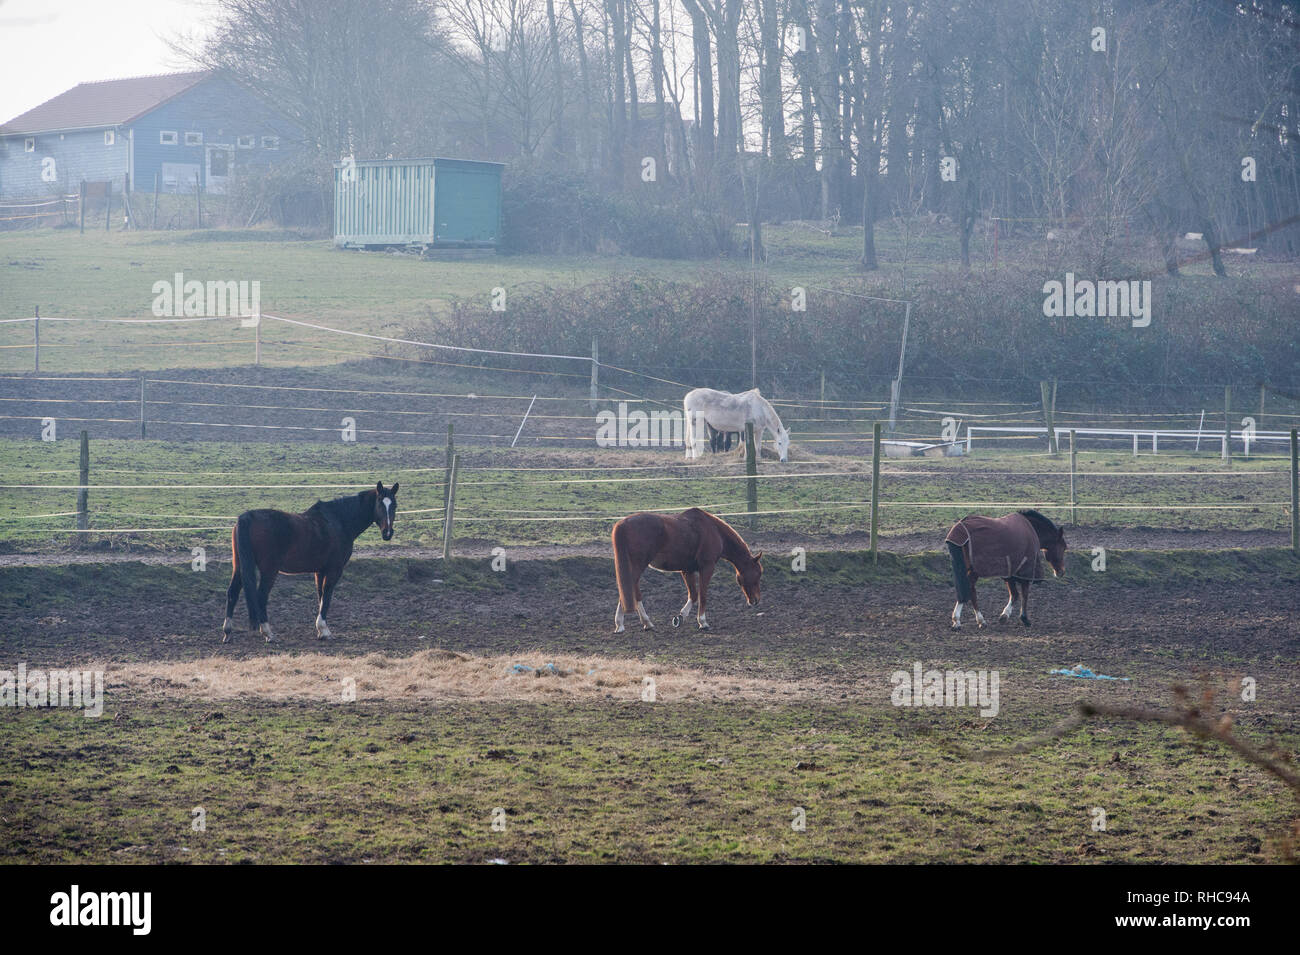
top-left (0, 0), bottom-right (211, 124)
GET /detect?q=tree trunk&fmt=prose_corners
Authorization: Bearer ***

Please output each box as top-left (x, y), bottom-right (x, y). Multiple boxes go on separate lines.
top-left (759, 0), bottom-right (786, 159)
top-left (545, 0), bottom-right (568, 161)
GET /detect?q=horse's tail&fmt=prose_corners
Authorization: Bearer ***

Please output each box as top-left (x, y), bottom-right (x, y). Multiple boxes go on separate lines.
top-left (611, 520), bottom-right (638, 613)
top-left (234, 512), bottom-right (261, 627)
top-left (947, 541), bottom-right (972, 603)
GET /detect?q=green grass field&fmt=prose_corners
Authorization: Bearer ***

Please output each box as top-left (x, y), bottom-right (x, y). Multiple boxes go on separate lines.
top-left (0, 438), bottom-right (1291, 552)
top-left (1, 219), bottom-right (1283, 374)
top-left (5, 697), bottom-right (1292, 864)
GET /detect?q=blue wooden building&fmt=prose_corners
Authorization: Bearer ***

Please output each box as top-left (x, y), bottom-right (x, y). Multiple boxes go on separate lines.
top-left (0, 71), bottom-right (301, 200)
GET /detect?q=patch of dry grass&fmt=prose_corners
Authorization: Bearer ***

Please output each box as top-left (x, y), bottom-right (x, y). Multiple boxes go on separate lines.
top-left (107, 649), bottom-right (820, 704)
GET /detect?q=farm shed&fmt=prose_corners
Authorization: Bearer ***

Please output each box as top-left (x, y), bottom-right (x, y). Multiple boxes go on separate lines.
top-left (332, 157), bottom-right (504, 250)
top-left (0, 71), bottom-right (301, 200)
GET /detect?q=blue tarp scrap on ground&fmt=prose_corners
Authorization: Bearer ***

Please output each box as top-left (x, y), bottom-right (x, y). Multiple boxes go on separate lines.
top-left (510, 663), bottom-right (597, 676)
top-left (510, 662), bottom-right (565, 675)
top-left (1049, 664), bottom-right (1130, 682)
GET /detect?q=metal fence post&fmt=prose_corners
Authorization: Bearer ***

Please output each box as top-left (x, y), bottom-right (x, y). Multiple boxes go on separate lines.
top-left (33, 306), bottom-right (39, 372)
top-left (589, 337), bottom-right (599, 409)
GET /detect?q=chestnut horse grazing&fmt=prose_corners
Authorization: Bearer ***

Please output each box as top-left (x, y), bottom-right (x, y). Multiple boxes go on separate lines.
top-left (223, 481), bottom-right (399, 643)
top-left (611, 507), bottom-right (763, 632)
top-left (944, 509), bottom-right (1066, 629)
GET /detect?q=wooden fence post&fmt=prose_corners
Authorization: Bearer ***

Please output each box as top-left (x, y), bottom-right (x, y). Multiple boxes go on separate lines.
top-left (1069, 429), bottom-right (1077, 526)
top-left (589, 337), bottom-right (599, 409)
top-left (871, 421), bottom-right (882, 565)
top-left (77, 430), bottom-right (89, 534)
top-left (442, 453), bottom-right (460, 561)
top-left (1041, 380), bottom-right (1058, 454)
top-left (443, 423), bottom-right (455, 513)
top-left (79, 180), bottom-right (85, 234)
top-left (105, 180), bottom-right (111, 231)
top-left (745, 422), bottom-right (758, 530)
top-left (1291, 429), bottom-right (1298, 556)
top-left (819, 369), bottom-right (826, 420)
top-left (151, 172), bottom-right (160, 230)
top-left (139, 376), bottom-right (146, 439)
top-left (33, 306), bottom-right (39, 372)
top-left (1223, 386), bottom-right (1232, 463)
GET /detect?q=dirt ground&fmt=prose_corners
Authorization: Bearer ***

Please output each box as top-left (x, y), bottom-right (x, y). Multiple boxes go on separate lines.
top-left (3, 542), bottom-right (1297, 864)
top-left (5, 544), bottom-right (1298, 690)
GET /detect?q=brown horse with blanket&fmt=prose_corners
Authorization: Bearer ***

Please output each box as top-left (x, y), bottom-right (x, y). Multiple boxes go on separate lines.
top-left (944, 509), bottom-right (1066, 629)
top-left (611, 507), bottom-right (763, 632)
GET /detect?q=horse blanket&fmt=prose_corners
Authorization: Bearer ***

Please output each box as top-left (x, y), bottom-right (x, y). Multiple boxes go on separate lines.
top-left (944, 513), bottom-right (1044, 581)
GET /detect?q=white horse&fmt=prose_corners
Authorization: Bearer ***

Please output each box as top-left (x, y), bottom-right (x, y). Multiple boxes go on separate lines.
top-left (684, 388), bottom-right (791, 462)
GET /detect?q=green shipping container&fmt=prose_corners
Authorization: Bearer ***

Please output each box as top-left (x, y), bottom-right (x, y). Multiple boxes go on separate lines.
top-left (333, 157), bottom-right (504, 249)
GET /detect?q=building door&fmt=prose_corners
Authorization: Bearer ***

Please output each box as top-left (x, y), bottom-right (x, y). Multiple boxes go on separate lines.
top-left (205, 145), bottom-right (233, 195)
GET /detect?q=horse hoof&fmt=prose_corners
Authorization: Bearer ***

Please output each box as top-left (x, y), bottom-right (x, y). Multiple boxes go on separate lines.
top-left (698, 623), bottom-right (710, 632)
top-left (614, 626), bottom-right (625, 635)
top-left (671, 615), bottom-right (682, 628)
top-left (221, 632), bottom-right (231, 644)
top-left (951, 622), bottom-right (962, 630)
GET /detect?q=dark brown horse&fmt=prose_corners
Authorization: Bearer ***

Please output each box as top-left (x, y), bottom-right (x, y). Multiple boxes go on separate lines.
top-left (944, 509), bottom-right (1066, 629)
top-left (611, 507), bottom-right (762, 632)
top-left (222, 481), bottom-right (399, 643)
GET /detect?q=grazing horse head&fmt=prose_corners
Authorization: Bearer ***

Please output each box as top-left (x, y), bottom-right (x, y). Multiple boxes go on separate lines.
top-left (735, 550), bottom-right (764, 605)
top-left (1020, 509), bottom-right (1066, 577)
top-left (774, 427), bottom-right (791, 462)
top-left (374, 481), bottom-right (400, 540)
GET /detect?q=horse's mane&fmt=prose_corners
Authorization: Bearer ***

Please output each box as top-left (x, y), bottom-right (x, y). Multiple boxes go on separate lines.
top-left (310, 490), bottom-right (375, 534)
top-left (1018, 509), bottom-right (1059, 537)
top-left (697, 509), bottom-right (757, 562)
top-left (746, 389), bottom-right (785, 430)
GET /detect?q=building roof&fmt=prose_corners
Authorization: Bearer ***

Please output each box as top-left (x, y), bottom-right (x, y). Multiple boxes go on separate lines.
top-left (0, 71), bottom-right (212, 136)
